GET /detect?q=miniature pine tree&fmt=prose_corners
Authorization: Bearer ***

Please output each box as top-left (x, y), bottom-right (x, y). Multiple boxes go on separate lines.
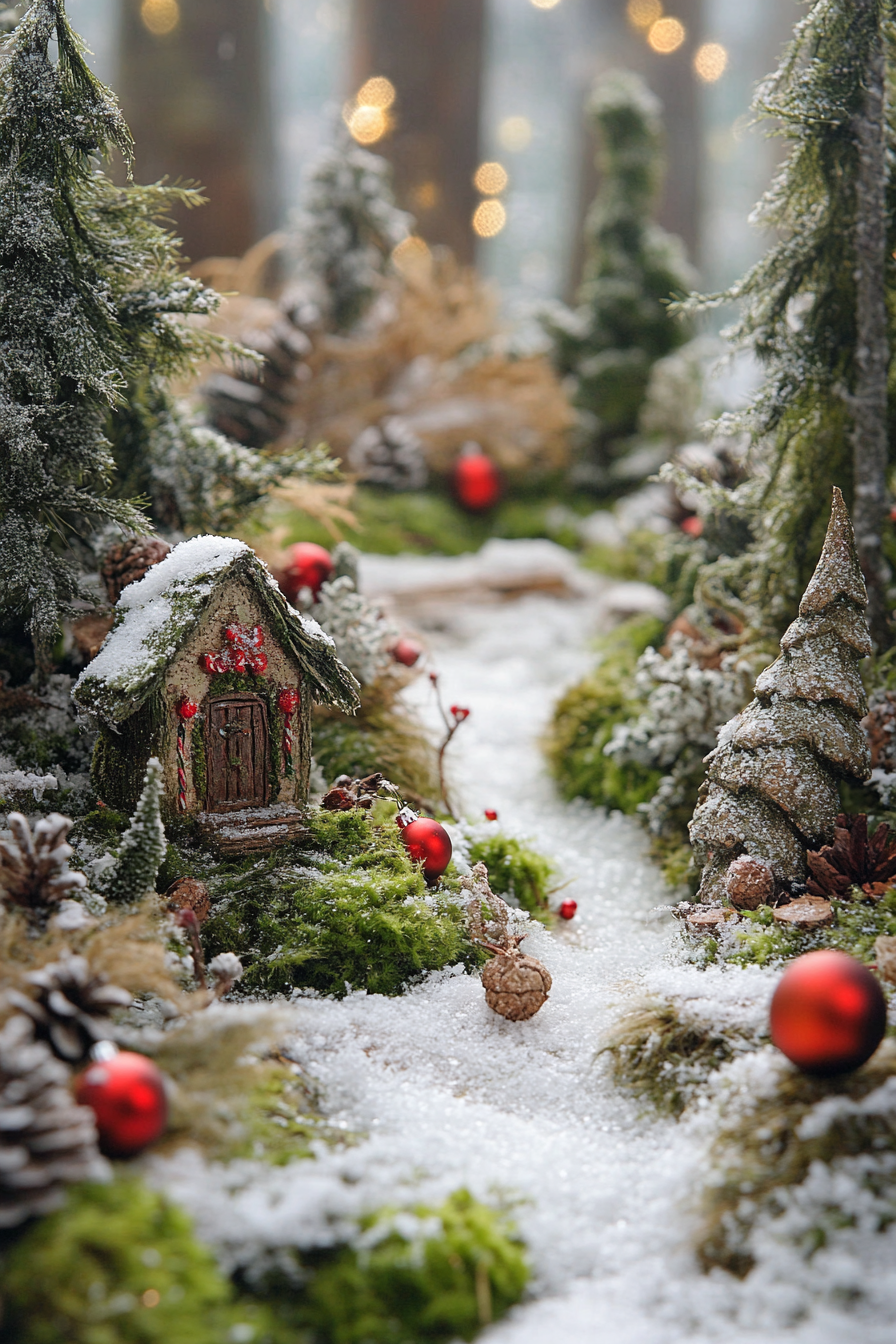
top-left (543, 70), bottom-right (693, 479)
top-left (105, 757), bottom-right (166, 903)
top-left (674, 1), bottom-right (895, 643)
top-left (690, 489), bottom-right (872, 903)
top-left (289, 125), bottom-right (413, 332)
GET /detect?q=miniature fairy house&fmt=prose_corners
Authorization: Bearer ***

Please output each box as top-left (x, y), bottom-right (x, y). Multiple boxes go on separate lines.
top-left (73, 537), bottom-right (360, 841)
top-left (689, 488), bottom-right (872, 903)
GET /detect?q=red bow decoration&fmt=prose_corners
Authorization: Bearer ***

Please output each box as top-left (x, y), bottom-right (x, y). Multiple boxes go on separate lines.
top-left (199, 623), bottom-right (268, 676)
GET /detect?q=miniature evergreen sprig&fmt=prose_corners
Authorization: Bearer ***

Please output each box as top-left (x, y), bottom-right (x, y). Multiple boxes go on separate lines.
top-left (105, 757), bottom-right (166, 903)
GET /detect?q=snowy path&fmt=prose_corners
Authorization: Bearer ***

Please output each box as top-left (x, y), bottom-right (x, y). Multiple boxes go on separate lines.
top-left (155, 560), bottom-right (896, 1343)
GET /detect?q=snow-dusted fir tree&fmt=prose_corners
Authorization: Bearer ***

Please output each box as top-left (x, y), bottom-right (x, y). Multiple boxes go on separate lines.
top-left (674, 0), bottom-right (895, 644)
top-left (290, 125), bottom-right (412, 332)
top-left (105, 758), bottom-right (166, 903)
top-left (0, 0), bottom-right (236, 664)
top-left (690, 490), bottom-right (872, 903)
top-left (543, 70), bottom-right (693, 478)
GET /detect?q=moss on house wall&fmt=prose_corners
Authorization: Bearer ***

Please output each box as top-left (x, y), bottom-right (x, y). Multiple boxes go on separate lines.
top-left (91, 687), bottom-right (165, 815)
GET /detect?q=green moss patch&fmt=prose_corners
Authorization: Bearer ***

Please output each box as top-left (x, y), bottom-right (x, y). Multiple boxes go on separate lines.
top-left (313, 690), bottom-right (440, 812)
top-left (602, 1000), bottom-right (757, 1116)
top-left (202, 811), bottom-right (483, 998)
top-left (467, 833), bottom-right (554, 918)
top-left (726, 888), bottom-right (896, 968)
top-left (241, 1188), bottom-right (529, 1344)
top-left (0, 1179), bottom-right (278, 1344)
top-left (546, 615), bottom-right (664, 811)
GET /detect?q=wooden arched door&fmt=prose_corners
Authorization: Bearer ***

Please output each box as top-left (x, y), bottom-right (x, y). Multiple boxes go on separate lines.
top-left (206, 695), bottom-right (269, 812)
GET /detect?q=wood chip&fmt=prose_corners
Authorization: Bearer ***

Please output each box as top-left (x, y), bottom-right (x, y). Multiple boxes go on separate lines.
top-left (686, 906), bottom-right (739, 935)
top-left (772, 896), bottom-right (834, 930)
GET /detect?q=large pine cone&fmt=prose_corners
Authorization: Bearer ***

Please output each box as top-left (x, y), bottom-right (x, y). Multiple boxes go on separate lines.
top-left (7, 954), bottom-right (131, 1065)
top-left (347, 416), bottom-right (428, 491)
top-left (102, 536), bottom-right (171, 603)
top-left (0, 1015), bottom-right (106, 1229)
top-left (806, 812), bottom-right (896, 900)
top-left (203, 315), bottom-right (311, 448)
top-left (481, 952), bottom-right (552, 1021)
top-left (0, 813), bottom-right (87, 921)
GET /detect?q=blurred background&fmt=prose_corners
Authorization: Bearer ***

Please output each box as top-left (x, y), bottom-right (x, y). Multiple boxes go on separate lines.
top-left (70, 0), bottom-right (799, 302)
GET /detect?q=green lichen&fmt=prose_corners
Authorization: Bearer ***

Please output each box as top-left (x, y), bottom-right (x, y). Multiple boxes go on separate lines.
top-left (242, 1188), bottom-right (529, 1344)
top-left (91, 688), bottom-right (165, 816)
top-left (201, 811), bottom-right (483, 998)
top-left (190, 715), bottom-right (206, 805)
top-left (699, 1041), bottom-right (896, 1278)
top-left (467, 834), bottom-right (554, 918)
top-left (546, 615), bottom-right (665, 811)
top-left (725, 888), bottom-right (896, 968)
top-left (602, 1000), bottom-right (756, 1116)
top-left (0, 1179), bottom-right (279, 1344)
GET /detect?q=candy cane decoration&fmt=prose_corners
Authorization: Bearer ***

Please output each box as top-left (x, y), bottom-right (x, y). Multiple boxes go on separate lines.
top-left (278, 687), bottom-right (300, 777)
top-left (176, 698), bottom-right (199, 810)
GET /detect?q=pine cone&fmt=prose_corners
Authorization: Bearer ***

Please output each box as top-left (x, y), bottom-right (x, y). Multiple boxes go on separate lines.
top-left (0, 813), bottom-right (87, 921)
top-left (203, 315), bottom-right (311, 448)
top-left (102, 536), bottom-right (171, 603)
top-left (0, 1014), bottom-right (106, 1229)
top-left (321, 772), bottom-right (385, 811)
top-left (482, 953), bottom-right (552, 1021)
top-left (347, 417), bottom-right (428, 491)
top-left (164, 876), bottom-right (211, 924)
top-left (7, 954), bottom-right (132, 1065)
top-left (724, 856), bottom-right (774, 910)
top-left (806, 813), bottom-right (896, 900)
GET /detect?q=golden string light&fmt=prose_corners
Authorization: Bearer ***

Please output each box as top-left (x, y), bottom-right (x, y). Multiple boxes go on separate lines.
top-left (473, 200), bottom-right (507, 239)
top-left (345, 104), bottom-right (388, 145)
top-left (356, 76), bottom-right (396, 110)
top-left (473, 161), bottom-right (509, 196)
top-left (140, 0), bottom-right (180, 36)
top-left (530, 0), bottom-right (562, 8)
top-left (498, 116), bottom-right (532, 152)
top-left (694, 42), bottom-right (729, 82)
top-left (391, 235), bottom-right (433, 278)
top-left (627, 0), bottom-right (662, 31)
top-left (647, 16), bottom-right (686, 53)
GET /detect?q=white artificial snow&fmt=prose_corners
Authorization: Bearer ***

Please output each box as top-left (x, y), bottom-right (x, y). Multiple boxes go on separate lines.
top-left (147, 545), bottom-right (893, 1341)
top-left (0, 768), bottom-right (57, 800)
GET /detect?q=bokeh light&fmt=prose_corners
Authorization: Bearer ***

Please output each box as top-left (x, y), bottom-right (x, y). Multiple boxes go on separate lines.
top-left (530, 0), bottom-right (562, 9)
top-left (648, 16), bottom-right (686, 54)
top-left (627, 0), bottom-right (662, 31)
top-left (356, 76), bottom-right (396, 110)
top-left (474, 161), bottom-right (509, 195)
top-left (412, 181), bottom-right (439, 211)
top-left (391, 236), bottom-right (433, 278)
top-left (473, 200), bottom-right (507, 238)
top-left (498, 116), bottom-right (533, 152)
top-left (140, 0), bottom-right (180, 36)
top-left (344, 103), bottom-right (388, 145)
top-left (694, 42), bottom-right (729, 82)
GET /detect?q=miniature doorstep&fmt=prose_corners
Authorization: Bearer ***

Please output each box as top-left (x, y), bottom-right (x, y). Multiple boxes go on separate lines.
top-left (72, 536), bottom-right (360, 831)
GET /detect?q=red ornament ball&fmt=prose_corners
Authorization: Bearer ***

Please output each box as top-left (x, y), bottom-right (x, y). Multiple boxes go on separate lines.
top-left (283, 542), bottom-right (334, 601)
top-left (177, 697), bottom-right (199, 720)
top-left (399, 817), bottom-right (453, 882)
top-left (558, 899), bottom-right (577, 921)
top-left (453, 447), bottom-right (501, 512)
top-left (484, 809), bottom-right (498, 821)
top-left (74, 1049), bottom-right (168, 1157)
top-left (770, 949), bottom-right (887, 1076)
top-left (391, 637), bottom-right (423, 668)
top-left (680, 515), bottom-right (704, 537)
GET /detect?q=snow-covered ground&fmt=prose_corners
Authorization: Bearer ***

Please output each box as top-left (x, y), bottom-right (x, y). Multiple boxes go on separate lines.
top-left (153, 548), bottom-right (896, 1342)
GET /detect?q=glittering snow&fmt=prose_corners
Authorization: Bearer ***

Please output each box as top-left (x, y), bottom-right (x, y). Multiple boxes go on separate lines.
top-left (150, 549), bottom-right (896, 1342)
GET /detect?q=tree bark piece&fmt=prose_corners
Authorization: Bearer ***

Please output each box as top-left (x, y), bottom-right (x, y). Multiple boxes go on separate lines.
top-left (773, 897), bottom-right (834, 931)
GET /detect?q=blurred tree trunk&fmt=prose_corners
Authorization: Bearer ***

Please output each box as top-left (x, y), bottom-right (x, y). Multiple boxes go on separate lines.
top-left (350, 0), bottom-right (485, 263)
top-left (117, 0), bottom-right (276, 263)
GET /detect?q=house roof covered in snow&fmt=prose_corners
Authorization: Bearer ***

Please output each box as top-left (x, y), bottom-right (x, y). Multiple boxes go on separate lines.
top-left (73, 535), bottom-right (360, 726)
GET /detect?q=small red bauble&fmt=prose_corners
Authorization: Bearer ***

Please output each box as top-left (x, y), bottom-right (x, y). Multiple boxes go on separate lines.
top-left (177, 697), bottom-right (199, 720)
top-left (283, 542), bottom-right (334, 601)
top-left (453, 446), bottom-right (501, 512)
top-left (770, 949), bottom-right (887, 1075)
top-left (559, 899), bottom-right (578, 921)
top-left (391, 638), bottom-right (423, 668)
top-left (680, 515), bottom-right (704, 537)
top-left (278, 687), bottom-right (300, 714)
top-left (399, 817), bottom-right (453, 882)
top-left (484, 809), bottom-right (498, 821)
top-left (74, 1049), bottom-right (168, 1157)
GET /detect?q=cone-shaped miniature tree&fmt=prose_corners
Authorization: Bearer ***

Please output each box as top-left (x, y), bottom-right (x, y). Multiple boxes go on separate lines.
top-left (0, 0), bottom-right (237, 666)
top-left (673, 1), bottom-right (895, 644)
top-left (544, 70), bottom-right (693, 478)
top-left (105, 758), bottom-right (166, 903)
top-left (690, 489), bottom-right (872, 903)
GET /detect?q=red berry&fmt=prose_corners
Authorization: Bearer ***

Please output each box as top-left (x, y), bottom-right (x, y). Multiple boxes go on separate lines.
top-left (770, 949), bottom-right (886, 1075)
top-left (391, 638), bottom-right (423, 668)
top-left (559, 899), bottom-right (577, 921)
top-left (453, 448), bottom-right (501, 512)
top-left (680, 515), bottom-right (704, 537)
top-left (278, 687), bottom-right (301, 714)
top-left (177, 697), bottom-right (199, 720)
top-left (484, 809), bottom-right (498, 821)
top-left (74, 1051), bottom-right (168, 1157)
top-left (399, 817), bottom-right (453, 882)
top-left (449, 705), bottom-right (470, 722)
top-left (283, 542), bottom-right (334, 601)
